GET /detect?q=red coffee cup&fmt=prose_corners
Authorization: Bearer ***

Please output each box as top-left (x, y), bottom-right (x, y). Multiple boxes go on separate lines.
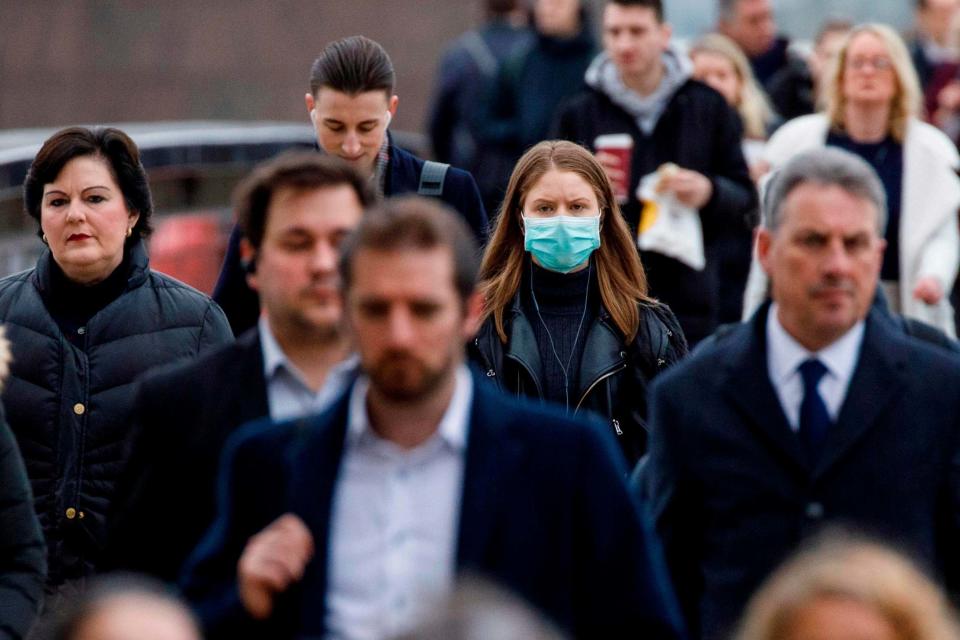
top-left (594, 133), bottom-right (634, 204)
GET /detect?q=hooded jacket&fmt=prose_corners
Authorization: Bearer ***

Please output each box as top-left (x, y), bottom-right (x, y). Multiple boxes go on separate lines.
top-left (552, 53), bottom-right (757, 343)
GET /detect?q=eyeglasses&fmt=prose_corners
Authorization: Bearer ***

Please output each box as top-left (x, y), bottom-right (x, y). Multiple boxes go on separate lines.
top-left (847, 56), bottom-right (893, 72)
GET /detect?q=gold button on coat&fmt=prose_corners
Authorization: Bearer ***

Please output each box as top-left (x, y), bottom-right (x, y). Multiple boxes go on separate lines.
top-left (65, 507), bottom-right (77, 519)
top-left (73, 403), bottom-right (85, 415)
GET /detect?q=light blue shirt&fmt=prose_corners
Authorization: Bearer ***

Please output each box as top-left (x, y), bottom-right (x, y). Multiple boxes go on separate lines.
top-left (766, 304), bottom-right (864, 430)
top-left (259, 316), bottom-right (357, 422)
top-left (325, 365), bottom-right (473, 639)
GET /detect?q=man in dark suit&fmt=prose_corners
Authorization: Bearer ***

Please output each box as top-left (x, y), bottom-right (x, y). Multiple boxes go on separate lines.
top-left (642, 147), bottom-right (960, 640)
top-left (214, 35), bottom-right (489, 335)
top-left (105, 153), bottom-right (372, 581)
top-left (181, 196), bottom-right (686, 640)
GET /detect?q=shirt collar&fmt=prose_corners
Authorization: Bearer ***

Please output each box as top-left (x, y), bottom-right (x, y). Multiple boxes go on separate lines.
top-left (259, 315), bottom-right (290, 379)
top-left (346, 364), bottom-right (473, 453)
top-left (766, 303), bottom-right (865, 385)
top-left (259, 315), bottom-right (359, 383)
top-left (372, 134), bottom-right (391, 199)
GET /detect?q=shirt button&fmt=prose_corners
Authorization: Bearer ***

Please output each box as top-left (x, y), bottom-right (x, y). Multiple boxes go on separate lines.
top-left (65, 507), bottom-right (77, 520)
top-left (805, 502), bottom-right (825, 520)
top-left (73, 403), bottom-right (85, 416)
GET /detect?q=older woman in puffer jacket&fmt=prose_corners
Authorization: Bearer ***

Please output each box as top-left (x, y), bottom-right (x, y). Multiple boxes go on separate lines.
top-left (0, 126), bottom-right (232, 593)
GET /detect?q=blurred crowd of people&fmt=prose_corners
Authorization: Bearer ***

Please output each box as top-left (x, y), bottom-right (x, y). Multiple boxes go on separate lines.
top-left (3, 0), bottom-right (960, 639)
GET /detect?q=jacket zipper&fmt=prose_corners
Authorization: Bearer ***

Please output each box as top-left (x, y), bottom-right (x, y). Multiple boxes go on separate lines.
top-left (574, 362), bottom-right (627, 412)
top-left (505, 353), bottom-right (544, 398)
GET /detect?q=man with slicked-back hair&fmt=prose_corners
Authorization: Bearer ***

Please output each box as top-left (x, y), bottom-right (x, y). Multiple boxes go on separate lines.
top-left (213, 35), bottom-right (489, 335)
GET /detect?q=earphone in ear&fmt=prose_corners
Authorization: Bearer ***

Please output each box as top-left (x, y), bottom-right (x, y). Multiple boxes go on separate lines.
top-left (241, 255), bottom-right (257, 275)
top-left (385, 111), bottom-right (392, 127)
top-left (309, 109), bottom-right (317, 126)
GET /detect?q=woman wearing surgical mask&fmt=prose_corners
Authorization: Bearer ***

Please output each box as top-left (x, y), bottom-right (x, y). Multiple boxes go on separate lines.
top-left (470, 140), bottom-right (688, 465)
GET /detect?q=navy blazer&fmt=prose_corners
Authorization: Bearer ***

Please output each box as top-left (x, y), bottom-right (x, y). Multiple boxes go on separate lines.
top-left (642, 304), bottom-right (960, 640)
top-left (182, 370), bottom-right (686, 639)
top-left (212, 140), bottom-right (489, 336)
top-left (106, 329), bottom-right (269, 581)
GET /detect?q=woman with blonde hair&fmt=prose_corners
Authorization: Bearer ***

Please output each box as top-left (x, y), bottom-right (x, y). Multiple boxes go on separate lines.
top-left (689, 33), bottom-right (775, 323)
top-left (760, 23), bottom-right (960, 335)
top-left (735, 533), bottom-right (960, 640)
top-left (470, 140), bottom-right (687, 465)
top-left (690, 33), bottom-right (776, 154)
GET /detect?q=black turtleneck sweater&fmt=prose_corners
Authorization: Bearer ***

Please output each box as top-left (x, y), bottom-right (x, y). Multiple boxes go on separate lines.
top-left (41, 250), bottom-right (133, 350)
top-left (521, 260), bottom-right (599, 409)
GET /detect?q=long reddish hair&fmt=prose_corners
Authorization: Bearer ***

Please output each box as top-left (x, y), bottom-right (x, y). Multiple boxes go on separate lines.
top-left (479, 140), bottom-right (653, 342)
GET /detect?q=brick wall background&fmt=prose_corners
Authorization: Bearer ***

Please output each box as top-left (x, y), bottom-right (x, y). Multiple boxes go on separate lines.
top-left (0, 1), bottom-right (495, 134)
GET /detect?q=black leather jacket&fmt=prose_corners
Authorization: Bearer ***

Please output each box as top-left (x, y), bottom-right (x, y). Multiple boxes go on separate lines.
top-left (470, 296), bottom-right (687, 465)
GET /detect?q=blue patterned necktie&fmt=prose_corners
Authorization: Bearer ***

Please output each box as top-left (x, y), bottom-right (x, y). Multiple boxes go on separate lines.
top-left (798, 358), bottom-right (831, 461)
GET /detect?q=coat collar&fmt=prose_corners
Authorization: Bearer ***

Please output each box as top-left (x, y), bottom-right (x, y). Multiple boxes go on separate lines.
top-left (719, 303), bottom-right (807, 473)
top-left (813, 310), bottom-right (908, 476)
top-left (719, 303), bottom-right (910, 477)
top-left (34, 238), bottom-right (150, 293)
top-left (502, 287), bottom-right (631, 401)
top-left (456, 377), bottom-right (527, 569)
top-left (234, 327), bottom-right (270, 424)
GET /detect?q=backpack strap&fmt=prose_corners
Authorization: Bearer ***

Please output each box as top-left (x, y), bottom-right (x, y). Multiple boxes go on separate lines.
top-left (461, 31), bottom-right (498, 78)
top-left (418, 160), bottom-right (450, 197)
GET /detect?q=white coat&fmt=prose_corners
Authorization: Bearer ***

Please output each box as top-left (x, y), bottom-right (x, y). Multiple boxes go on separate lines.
top-left (744, 113), bottom-right (960, 337)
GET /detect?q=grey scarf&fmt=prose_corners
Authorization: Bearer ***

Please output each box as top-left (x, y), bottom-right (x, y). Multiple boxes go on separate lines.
top-left (585, 48), bottom-right (691, 135)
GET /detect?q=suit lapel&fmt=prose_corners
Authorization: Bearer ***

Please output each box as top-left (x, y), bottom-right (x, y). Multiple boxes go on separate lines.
top-left (286, 393), bottom-right (351, 634)
top-left (233, 329), bottom-right (270, 424)
top-left (720, 307), bottom-right (809, 473)
top-left (456, 377), bottom-right (527, 571)
top-left (813, 313), bottom-right (908, 477)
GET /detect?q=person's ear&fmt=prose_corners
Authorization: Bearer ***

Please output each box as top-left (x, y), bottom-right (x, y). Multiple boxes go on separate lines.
top-left (305, 92), bottom-right (315, 115)
top-left (659, 22), bottom-right (672, 50)
top-left (127, 211), bottom-right (140, 236)
top-left (461, 290), bottom-right (485, 341)
top-left (240, 238), bottom-right (259, 289)
top-left (756, 227), bottom-right (773, 276)
top-left (388, 94), bottom-right (399, 117)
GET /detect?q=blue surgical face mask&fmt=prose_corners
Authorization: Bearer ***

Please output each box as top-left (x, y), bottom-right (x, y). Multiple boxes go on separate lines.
top-left (522, 215), bottom-right (601, 273)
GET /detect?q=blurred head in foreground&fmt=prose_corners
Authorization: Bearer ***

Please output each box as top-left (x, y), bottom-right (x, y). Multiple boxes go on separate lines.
top-left (395, 575), bottom-right (567, 640)
top-left (734, 532), bottom-right (960, 640)
top-left (44, 574), bottom-right (201, 640)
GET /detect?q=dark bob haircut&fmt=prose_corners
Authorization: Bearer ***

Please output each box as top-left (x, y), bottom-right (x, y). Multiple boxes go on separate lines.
top-left (308, 35), bottom-right (396, 98)
top-left (338, 195), bottom-right (480, 305)
top-left (23, 126), bottom-right (153, 242)
top-left (234, 151), bottom-right (374, 251)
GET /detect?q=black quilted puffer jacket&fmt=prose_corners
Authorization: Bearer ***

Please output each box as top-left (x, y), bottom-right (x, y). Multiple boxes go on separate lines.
top-left (0, 241), bottom-right (232, 588)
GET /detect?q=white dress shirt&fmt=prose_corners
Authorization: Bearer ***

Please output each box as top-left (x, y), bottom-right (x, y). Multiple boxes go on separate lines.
top-left (259, 316), bottom-right (357, 422)
top-left (766, 304), bottom-right (864, 430)
top-left (325, 365), bottom-right (473, 640)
